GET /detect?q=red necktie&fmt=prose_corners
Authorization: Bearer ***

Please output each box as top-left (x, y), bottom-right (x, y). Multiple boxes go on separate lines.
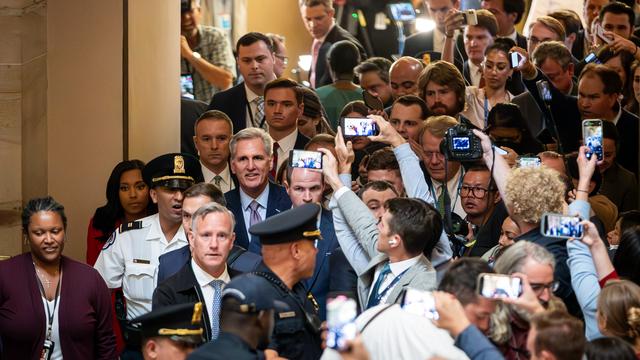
top-left (310, 40), bottom-right (322, 88)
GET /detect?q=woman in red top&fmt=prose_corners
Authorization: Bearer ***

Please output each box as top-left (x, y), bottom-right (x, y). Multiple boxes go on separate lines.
top-left (86, 160), bottom-right (153, 265)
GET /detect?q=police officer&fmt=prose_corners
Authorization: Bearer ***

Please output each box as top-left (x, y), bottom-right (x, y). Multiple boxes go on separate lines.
top-left (248, 203), bottom-right (324, 360)
top-left (131, 302), bottom-right (204, 360)
top-left (187, 273), bottom-right (290, 360)
top-left (94, 153), bottom-right (203, 355)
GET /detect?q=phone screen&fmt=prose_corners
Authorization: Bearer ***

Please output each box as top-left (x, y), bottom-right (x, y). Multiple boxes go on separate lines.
top-left (342, 117), bottom-right (377, 137)
top-left (388, 2), bottom-right (416, 21)
top-left (517, 156), bottom-right (541, 169)
top-left (326, 295), bottom-right (358, 351)
top-left (582, 120), bottom-right (603, 161)
top-left (584, 52), bottom-right (602, 65)
top-left (537, 80), bottom-right (552, 102)
top-left (401, 288), bottom-right (439, 320)
top-left (478, 274), bottom-right (522, 299)
top-left (509, 52), bottom-right (522, 68)
top-left (289, 150), bottom-right (323, 169)
top-left (181, 74), bottom-right (195, 99)
top-left (542, 213), bottom-right (584, 239)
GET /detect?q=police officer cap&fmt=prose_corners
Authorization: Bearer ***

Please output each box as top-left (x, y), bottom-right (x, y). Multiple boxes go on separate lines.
top-left (130, 302), bottom-right (204, 345)
top-left (249, 203), bottom-right (322, 245)
top-left (143, 153), bottom-right (203, 190)
top-left (222, 274), bottom-right (291, 313)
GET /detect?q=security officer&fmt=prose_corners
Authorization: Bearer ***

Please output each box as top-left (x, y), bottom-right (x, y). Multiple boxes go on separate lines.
top-left (131, 301), bottom-right (204, 360)
top-left (94, 153), bottom-right (203, 355)
top-left (187, 274), bottom-right (290, 360)
top-left (248, 203), bottom-right (324, 360)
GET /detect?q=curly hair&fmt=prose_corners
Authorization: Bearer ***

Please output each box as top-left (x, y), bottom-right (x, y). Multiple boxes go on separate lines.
top-left (504, 167), bottom-right (565, 224)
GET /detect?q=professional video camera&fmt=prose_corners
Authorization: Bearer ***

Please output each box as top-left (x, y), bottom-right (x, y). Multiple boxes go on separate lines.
top-left (441, 124), bottom-right (482, 161)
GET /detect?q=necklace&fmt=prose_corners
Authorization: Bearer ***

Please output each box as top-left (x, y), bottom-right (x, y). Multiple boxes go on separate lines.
top-left (33, 262), bottom-right (58, 290)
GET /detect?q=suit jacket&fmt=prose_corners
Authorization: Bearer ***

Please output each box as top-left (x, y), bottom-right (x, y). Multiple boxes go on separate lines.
top-left (152, 261), bottom-right (241, 341)
top-left (616, 110), bottom-right (639, 176)
top-left (157, 244), bottom-right (262, 284)
top-left (0, 253), bottom-right (116, 360)
top-left (207, 82), bottom-right (249, 134)
top-left (224, 182), bottom-right (292, 253)
top-left (335, 190), bottom-right (437, 310)
top-left (402, 31), bottom-right (463, 69)
top-left (313, 25), bottom-right (367, 88)
top-left (181, 96), bottom-right (208, 157)
top-left (305, 209), bottom-right (340, 321)
top-left (293, 130), bottom-right (310, 150)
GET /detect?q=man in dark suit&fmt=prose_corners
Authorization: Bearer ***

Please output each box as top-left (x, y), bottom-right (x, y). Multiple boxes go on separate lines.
top-left (284, 166), bottom-right (340, 320)
top-left (152, 202), bottom-right (241, 341)
top-left (156, 183), bottom-right (260, 283)
top-left (264, 78), bottom-right (310, 174)
top-left (402, 0), bottom-right (461, 61)
top-left (226, 127), bottom-right (292, 254)
top-left (181, 96), bottom-right (207, 157)
top-left (300, 0), bottom-right (366, 88)
top-left (480, 0), bottom-right (527, 48)
top-left (207, 32), bottom-right (276, 133)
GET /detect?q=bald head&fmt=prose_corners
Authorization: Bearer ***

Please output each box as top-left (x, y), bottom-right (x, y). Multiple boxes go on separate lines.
top-left (390, 57), bottom-right (424, 99)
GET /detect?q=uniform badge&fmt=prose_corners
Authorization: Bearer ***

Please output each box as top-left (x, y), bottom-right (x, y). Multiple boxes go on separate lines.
top-left (278, 311), bottom-right (296, 319)
top-left (120, 221), bottom-right (143, 232)
top-left (102, 231), bottom-right (116, 251)
top-left (174, 155), bottom-right (186, 174)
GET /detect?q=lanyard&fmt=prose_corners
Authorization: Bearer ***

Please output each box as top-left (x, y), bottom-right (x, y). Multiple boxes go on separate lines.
top-left (483, 95), bottom-right (489, 130)
top-left (369, 267), bottom-right (411, 306)
top-left (35, 265), bottom-right (62, 340)
top-left (429, 171), bottom-right (463, 211)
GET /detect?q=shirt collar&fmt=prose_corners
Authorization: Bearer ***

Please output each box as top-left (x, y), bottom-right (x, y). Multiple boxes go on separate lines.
top-left (506, 29), bottom-right (518, 42)
top-left (147, 214), bottom-right (188, 244)
top-left (276, 128), bottom-right (299, 151)
top-left (316, 24), bottom-right (335, 44)
top-left (240, 184), bottom-right (270, 211)
top-left (468, 60), bottom-right (481, 74)
top-left (612, 105), bottom-right (622, 125)
top-left (244, 83), bottom-right (260, 103)
top-left (191, 258), bottom-right (231, 287)
top-left (389, 255), bottom-right (421, 275)
top-left (201, 162), bottom-right (231, 185)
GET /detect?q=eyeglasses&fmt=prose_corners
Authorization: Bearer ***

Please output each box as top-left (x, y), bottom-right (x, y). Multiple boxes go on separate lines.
top-left (275, 54), bottom-right (288, 65)
top-left (529, 281), bottom-right (559, 294)
top-left (423, 151), bottom-right (444, 160)
top-left (460, 185), bottom-right (491, 198)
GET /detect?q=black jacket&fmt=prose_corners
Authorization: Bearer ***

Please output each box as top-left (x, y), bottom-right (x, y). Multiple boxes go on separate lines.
top-left (187, 332), bottom-right (261, 360)
top-left (152, 261), bottom-right (242, 341)
top-left (207, 82), bottom-right (250, 134)
top-left (313, 25), bottom-right (367, 88)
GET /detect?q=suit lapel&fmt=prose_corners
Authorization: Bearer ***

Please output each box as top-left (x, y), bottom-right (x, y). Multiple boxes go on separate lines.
top-left (226, 190), bottom-right (249, 250)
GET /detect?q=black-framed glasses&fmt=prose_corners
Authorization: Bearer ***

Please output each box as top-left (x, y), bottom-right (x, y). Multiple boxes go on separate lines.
top-left (530, 281), bottom-right (559, 294)
top-left (460, 185), bottom-right (491, 198)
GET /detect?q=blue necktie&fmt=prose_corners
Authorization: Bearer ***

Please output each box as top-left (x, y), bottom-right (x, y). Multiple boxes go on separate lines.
top-left (210, 280), bottom-right (224, 340)
top-left (367, 263), bottom-right (391, 309)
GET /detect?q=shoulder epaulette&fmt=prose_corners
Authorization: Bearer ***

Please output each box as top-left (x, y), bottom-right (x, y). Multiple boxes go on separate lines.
top-left (119, 220), bottom-right (143, 233)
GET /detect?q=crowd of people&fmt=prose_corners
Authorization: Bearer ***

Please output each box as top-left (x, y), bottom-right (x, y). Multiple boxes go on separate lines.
top-left (1, 0), bottom-right (640, 359)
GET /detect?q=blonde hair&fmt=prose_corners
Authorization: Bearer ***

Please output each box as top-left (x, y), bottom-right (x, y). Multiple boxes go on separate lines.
top-left (598, 280), bottom-right (640, 345)
top-left (505, 167), bottom-right (565, 224)
top-left (420, 115), bottom-right (459, 141)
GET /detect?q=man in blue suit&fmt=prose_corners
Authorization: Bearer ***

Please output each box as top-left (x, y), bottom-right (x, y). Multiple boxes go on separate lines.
top-left (284, 165), bottom-right (339, 320)
top-left (225, 127), bottom-right (292, 254)
top-left (207, 32), bottom-right (277, 133)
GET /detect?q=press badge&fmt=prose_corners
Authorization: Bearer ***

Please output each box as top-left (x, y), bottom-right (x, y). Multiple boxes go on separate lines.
top-left (41, 339), bottom-right (55, 360)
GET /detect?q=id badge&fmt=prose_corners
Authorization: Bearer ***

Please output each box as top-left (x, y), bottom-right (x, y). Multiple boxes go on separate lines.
top-left (40, 339), bottom-right (55, 360)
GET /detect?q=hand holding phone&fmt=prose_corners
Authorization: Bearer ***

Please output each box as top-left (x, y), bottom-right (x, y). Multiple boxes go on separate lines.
top-left (595, 23), bottom-right (613, 44)
top-left (341, 117), bottom-right (379, 137)
top-left (509, 52), bottom-right (525, 68)
top-left (582, 119), bottom-right (603, 161)
top-left (477, 273), bottom-right (522, 299)
top-left (289, 150), bottom-right (323, 170)
top-left (401, 288), bottom-right (439, 320)
top-left (326, 295), bottom-right (358, 351)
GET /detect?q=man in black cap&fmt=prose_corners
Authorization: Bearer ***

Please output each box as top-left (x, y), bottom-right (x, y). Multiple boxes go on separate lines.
top-left (132, 302), bottom-right (204, 360)
top-left (248, 203), bottom-right (323, 360)
top-left (95, 153), bottom-right (203, 355)
top-left (187, 273), bottom-right (289, 359)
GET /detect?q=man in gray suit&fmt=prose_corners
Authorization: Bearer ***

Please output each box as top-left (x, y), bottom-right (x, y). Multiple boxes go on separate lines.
top-left (321, 150), bottom-right (441, 310)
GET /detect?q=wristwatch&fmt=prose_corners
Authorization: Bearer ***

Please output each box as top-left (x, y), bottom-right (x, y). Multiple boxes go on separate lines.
top-left (192, 51), bottom-right (202, 62)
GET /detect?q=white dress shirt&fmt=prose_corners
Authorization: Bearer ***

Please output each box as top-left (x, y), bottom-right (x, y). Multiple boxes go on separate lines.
top-left (369, 255), bottom-right (421, 305)
top-left (431, 167), bottom-right (466, 218)
top-left (191, 259), bottom-right (230, 331)
top-left (244, 84), bottom-right (261, 129)
top-left (201, 162), bottom-right (235, 193)
top-left (468, 61), bottom-right (482, 87)
top-left (273, 128), bottom-right (299, 172)
top-left (239, 185), bottom-right (270, 241)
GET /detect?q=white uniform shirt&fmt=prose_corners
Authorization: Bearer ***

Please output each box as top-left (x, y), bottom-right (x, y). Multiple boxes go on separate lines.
top-left (94, 213), bottom-right (189, 319)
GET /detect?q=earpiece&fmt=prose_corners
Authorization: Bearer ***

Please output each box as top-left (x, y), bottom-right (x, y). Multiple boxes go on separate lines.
top-left (388, 239), bottom-right (397, 246)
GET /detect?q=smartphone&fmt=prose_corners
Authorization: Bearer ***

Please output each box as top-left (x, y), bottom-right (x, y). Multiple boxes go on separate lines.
top-left (388, 2), bottom-right (416, 22)
top-left (289, 150), bottom-right (323, 170)
top-left (582, 119), bottom-right (603, 161)
top-left (516, 156), bottom-right (541, 168)
top-left (460, 9), bottom-right (478, 26)
top-left (536, 80), bottom-right (552, 103)
top-left (595, 23), bottom-right (613, 44)
top-left (477, 273), bottom-right (522, 299)
top-left (401, 288), bottom-right (439, 320)
top-left (583, 52), bottom-right (602, 65)
top-left (509, 52), bottom-right (524, 68)
top-left (180, 74), bottom-right (195, 99)
top-left (363, 91), bottom-right (384, 111)
top-left (326, 295), bottom-right (358, 351)
top-left (341, 117), bottom-right (379, 137)
top-left (541, 213), bottom-right (584, 239)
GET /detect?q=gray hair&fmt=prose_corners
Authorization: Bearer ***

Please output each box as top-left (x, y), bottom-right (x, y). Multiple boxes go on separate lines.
top-left (191, 202), bottom-right (236, 235)
top-left (494, 240), bottom-right (556, 275)
top-left (229, 127), bottom-right (273, 160)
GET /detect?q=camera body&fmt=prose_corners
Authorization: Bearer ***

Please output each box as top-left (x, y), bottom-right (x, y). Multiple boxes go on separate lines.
top-left (442, 124), bottom-right (482, 161)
